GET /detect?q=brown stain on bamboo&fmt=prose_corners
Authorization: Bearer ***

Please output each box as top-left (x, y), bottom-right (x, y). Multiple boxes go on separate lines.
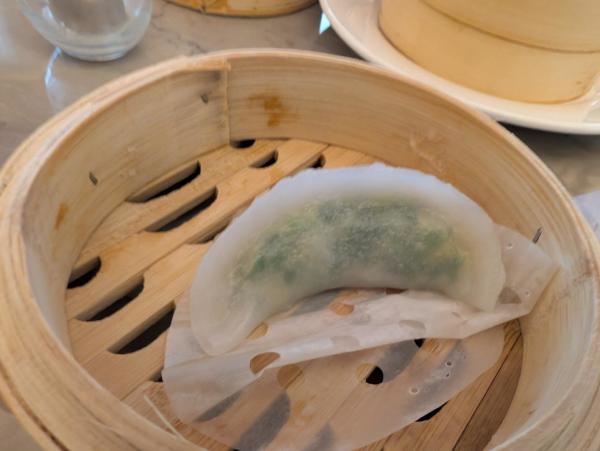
top-left (249, 94), bottom-right (288, 127)
top-left (55, 203), bottom-right (69, 229)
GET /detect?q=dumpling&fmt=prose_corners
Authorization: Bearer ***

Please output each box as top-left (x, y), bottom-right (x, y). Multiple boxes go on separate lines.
top-left (190, 164), bottom-right (505, 355)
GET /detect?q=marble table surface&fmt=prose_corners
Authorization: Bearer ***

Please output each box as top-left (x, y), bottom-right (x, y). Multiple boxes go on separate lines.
top-left (2, 0), bottom-right (600, 199)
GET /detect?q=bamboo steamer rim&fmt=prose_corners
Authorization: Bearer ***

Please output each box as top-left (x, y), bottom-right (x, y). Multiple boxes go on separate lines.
top-left (167, 0), bottom-right (316, 17)
top-left (0, 50), bottom-right (599, 450)
top-left (423, 0), bottom-right (600, 52)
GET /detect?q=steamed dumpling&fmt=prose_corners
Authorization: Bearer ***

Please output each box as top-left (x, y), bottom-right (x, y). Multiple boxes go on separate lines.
top-left (190, 164), bottom-right (505, 355)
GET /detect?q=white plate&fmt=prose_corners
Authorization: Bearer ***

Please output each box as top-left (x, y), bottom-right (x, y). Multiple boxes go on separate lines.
top-left (320, 0), bottom-right (600, 134)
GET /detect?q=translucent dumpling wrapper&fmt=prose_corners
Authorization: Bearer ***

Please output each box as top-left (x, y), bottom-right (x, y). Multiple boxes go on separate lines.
top-left (190, 164), bottom-right (506, 355)
top-left (164, 224), bottom-right (557, 423)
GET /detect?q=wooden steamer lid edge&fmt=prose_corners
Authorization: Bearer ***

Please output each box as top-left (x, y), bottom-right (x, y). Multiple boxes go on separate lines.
top-left (166, 0), bottom-right (316, 17)
top-left (424, 0), bottom-right (600, 53)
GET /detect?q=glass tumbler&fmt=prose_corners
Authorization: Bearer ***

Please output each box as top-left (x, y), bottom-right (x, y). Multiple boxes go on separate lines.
top-left (18, 0), bottom-right (152, 61)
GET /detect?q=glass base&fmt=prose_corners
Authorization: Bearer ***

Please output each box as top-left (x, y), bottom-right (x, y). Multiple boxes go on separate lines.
top-left (18, 0), bottom-right (152, 63)
top-left (60, 46), bottom-right (130, 62)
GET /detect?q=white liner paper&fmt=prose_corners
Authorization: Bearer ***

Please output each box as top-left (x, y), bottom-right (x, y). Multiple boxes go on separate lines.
top-left (163, 224), bottom-right (556, 449)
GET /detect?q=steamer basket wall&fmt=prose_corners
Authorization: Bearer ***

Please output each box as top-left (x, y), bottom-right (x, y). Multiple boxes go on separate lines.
top-left (0, 51), bottom-right (598, 450)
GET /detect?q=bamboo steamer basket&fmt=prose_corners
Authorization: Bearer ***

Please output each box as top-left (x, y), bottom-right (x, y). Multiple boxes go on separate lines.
top-left (424, 0), bottom-right (600, 52)
top-left (379, 0), bottom-right (600, 103)
top-left (167, 0), bottom-right (316, 16)
top-left (0, 50), bottom-right (599, 450)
